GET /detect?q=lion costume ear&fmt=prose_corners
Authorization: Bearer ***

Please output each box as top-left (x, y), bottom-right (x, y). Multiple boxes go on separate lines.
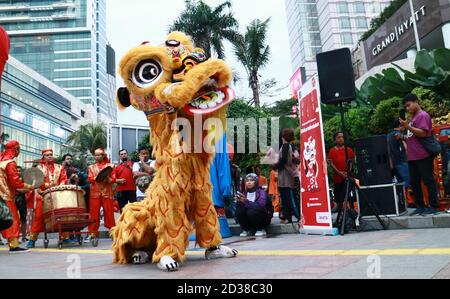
top-left (116, 87), bottom-right (131, 110)
top-left (166, 31), bottom-right (195, 51)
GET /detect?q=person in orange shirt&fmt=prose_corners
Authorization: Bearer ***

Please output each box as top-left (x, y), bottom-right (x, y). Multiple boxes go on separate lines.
top-left (255, 166), bottom-right (268, 191)
top-left (88, 148), bottom-right (117, 239)
top-left (268, 166), bottom-right (280, 213)
top-left (27, 149), bottom-right (67, 248)
top-left (0, 141), bottom-right (33, 253)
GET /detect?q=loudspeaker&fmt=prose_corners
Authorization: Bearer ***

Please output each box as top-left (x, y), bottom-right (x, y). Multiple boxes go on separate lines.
top-left (316, 48), bottom-right (356, 105)
top-left (355, 135), bottom-right (392, 186)
top-left (358, 184), bottom-right (407, 217)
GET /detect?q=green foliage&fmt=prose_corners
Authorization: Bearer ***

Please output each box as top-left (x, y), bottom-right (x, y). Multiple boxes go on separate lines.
top-left (263, 98), bottom-right (297, 117)
top-left (358, 67), bottom-right (415, 107)
top-left (412, 87), bottom-right (450, 119)
top-left (226, 98), bottom-right (272, 171)
top-left (130, 134), bottom-right (152, 162)
top-left (370, 97), bottom-right (402, 135)
top-left (169, 0), bottom-right (240, 59)
top-left (66, 123), bottom-right (107, 156)
top-left (323, 106), bottom-right (372, 150)
top-left (234, 18), bottom-right (271, 107)
top-left (360, 0), bottom-right (407, 41)
top-left (358, 49), bottom-right (450, 112)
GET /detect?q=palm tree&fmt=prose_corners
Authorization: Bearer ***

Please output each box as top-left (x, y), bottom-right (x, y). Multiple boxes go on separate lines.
top-left (234, 18), bottom-right (271, 108)
top-left (66, 122), bottom-right (107, 156)
top-left (170, 0), bottom-right (240, 59)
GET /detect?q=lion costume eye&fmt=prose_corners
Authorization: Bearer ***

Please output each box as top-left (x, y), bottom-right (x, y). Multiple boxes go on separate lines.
top-left (132, 59), bottom-right (163, 88)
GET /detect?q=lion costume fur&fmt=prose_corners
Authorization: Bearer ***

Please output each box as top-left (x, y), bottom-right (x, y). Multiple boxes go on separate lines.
top-left (111, 32), bottom-right (235, 265)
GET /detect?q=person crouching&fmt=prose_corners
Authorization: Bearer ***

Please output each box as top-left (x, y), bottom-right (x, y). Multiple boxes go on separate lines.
top-left (236, 173), bottom-right (273, 237)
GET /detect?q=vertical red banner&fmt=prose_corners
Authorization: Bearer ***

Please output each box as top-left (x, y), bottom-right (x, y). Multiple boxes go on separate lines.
top-left (299, 76), bottom-right (334, 235)
top-left (289, 67), bottom-right (305, 100)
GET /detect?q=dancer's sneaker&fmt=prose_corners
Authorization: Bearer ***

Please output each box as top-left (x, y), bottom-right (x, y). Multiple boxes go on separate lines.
top-left (205, 245), bottom-right (238, 260)
top-left (255, 230), bottom-right (267, 237)
top-left (239, 231), bottom-right (249, 237)
top-left (9, 247), bottom-right (30, 254)
top-left (410, 207), bottom-right (426, 216)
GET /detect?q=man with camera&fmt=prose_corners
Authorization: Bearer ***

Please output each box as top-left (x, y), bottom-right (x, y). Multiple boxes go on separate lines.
top-left (133, 147), bottom-right (156, 202)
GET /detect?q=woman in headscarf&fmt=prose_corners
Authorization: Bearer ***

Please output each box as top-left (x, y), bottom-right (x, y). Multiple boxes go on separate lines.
top-left (236, 173), bottom-right (273, 237)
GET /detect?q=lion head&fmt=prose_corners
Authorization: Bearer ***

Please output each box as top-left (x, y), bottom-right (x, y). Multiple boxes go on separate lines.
top-left (116, 32), bottom-right (235, 119)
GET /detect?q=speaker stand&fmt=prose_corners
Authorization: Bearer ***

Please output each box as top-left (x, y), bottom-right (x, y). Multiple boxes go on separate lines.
top-left (335, 103), bottom-right (387, 235)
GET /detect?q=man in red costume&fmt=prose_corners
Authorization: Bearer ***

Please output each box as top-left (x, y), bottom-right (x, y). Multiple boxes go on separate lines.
top-left (27, 149), bottom-right (67, 248)
top-left (88, 148), bottom-right (117, 239)
top-left (0, 141), bottom-right (33, 253)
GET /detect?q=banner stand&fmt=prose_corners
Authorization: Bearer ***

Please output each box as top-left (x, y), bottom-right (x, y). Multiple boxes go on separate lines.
top-left (298, 76), bottom-right (337, 236)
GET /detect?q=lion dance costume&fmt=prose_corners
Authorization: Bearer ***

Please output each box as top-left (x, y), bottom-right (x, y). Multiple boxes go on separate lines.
top-left (112, 32), bottom-right (238, 271)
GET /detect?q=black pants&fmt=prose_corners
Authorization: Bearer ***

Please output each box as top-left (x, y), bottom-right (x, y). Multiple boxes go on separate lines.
top-left (279, 187), bottom-right (300, 222)
top-left (236, 205), bottom-right (271, 232)
top-left (409, 156), bottom-right (439, 209)
top-left (334, 182), bottom-right (355, 209)
top-left (117, 190), bottom-right (137, 210)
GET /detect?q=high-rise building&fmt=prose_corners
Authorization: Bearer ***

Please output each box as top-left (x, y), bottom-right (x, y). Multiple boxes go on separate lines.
top-left (285, 0), bottom-right (392, 78)
top-left (1, 56), bottom-right (94, 165)
top-left (285, 0), bottom-right (322, 79)
top-left (0, 0), bottom-right (116, 123)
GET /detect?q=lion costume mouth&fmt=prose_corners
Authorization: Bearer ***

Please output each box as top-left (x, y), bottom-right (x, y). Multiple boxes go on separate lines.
top-left (159, 61), bottom-right (235, 116)
top-left (183, 77), bottom-right (235, 116)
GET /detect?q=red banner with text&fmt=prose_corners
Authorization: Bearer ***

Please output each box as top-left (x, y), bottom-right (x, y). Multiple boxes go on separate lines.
top-left (298, 76), bottom-right (334, 235)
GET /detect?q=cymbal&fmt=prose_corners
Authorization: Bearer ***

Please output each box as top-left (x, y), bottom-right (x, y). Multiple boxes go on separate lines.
top-left (23, 168), bottom-right (45, 189)
top-left (96, 166), bottom-right (113, 183)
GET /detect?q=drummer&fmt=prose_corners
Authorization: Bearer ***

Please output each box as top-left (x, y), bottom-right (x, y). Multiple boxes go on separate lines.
top-left (27, 149), bottom-right (67, 248)
top-left (0, 141), bottom-right (34, 253)
top-left (87, 148), bottom-right (117, 240)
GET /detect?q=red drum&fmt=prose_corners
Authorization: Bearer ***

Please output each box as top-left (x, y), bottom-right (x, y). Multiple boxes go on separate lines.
top-left (42, 185), bottom-right (86, 232)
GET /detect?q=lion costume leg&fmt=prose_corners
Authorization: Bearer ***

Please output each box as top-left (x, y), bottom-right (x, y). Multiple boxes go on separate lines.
top-left (151, 173), bottom-right (193, 265)
top-left (111, 201), bottom-right (156, 264)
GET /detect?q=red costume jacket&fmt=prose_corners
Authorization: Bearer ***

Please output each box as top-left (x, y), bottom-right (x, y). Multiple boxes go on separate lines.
top-left (38, 163), bottom-right (67, 193)
top-left (0, 160), bottom-right (25, 202)
top-left (88, 162), bottom-right (116, 199)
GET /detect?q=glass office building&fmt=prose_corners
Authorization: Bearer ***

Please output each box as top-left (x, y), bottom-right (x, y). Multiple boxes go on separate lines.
top-left (0, 0), bottom-right (116, 123)
top-left (1, 56), bottom-right (87, 166)
top-left (285, 0), bottom-right (322, 78)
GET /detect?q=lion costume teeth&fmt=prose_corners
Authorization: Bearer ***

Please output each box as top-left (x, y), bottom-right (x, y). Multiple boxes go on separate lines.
top-left (111, 32), bottom-right (237, 268)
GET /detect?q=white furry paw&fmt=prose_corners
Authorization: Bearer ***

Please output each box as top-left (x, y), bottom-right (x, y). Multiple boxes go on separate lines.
top-left (131, 251), bottom-right (150, 265)
top-left (205, 245), bottom-right (238, 260)
top-left (157, 256), bottom-right (180, 272)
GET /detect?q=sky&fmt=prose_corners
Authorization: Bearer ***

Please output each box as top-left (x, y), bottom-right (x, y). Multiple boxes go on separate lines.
top-left (106, 0), bottom-right (292, 126)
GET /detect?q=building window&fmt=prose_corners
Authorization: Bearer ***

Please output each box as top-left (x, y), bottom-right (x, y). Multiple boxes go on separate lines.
top-left (338, 18), bottom-right (351, 29)
top-left (81, 110), bottom-right (85, 118)
top-left (355, 18), bottom-right (368, 29)
top-left (353, 2), bottom-right (366, 13)
top-left (341, 33), bottom-right (353, 45)
top-left (336, 2), bottom-right (349, 13)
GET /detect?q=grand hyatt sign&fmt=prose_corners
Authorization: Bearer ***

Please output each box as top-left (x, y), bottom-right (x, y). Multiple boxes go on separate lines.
top-left (371, 5), bottom-right (426, 56)
top-left (363, 0), bottom-right (449, 70)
